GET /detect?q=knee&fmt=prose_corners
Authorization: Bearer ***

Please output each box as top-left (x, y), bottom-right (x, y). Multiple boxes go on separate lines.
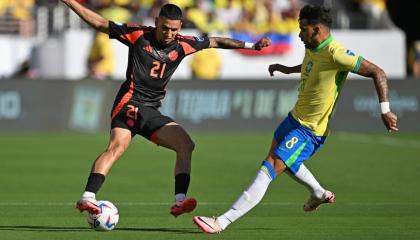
top-left (106, 142), bottom-right (128, 159)
top-left (185, 138), bottom-right (195, 152)
top-left (267, 152), bottom-right (286, 175)
top-left (266, 151), bottom-right (279, 163)
top-left (178, 138), bottom-right (195, 154)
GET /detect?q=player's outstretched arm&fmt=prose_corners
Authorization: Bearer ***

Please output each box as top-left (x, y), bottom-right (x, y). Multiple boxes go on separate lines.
top-left (357, 58), bottom-right (399, 132)
top-left (208, 37), bottom-right (271, 50)
top-left (61, 0), bottom-right (109, 34)
top-left (268, 64), bottom-right (301, 76)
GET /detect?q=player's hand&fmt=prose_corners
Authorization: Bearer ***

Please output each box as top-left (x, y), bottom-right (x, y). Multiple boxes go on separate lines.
top-left (254, 37), bottom-right (271, 50)
top-left (381, 112), bottom-right (398, 132)
top-left (268, 64), bottom-right (291, 76)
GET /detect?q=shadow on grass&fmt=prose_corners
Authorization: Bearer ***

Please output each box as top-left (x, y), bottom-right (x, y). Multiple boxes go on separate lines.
top-left (0, 225), bottom-right (200, 234)
top-left (116, 227), bottom-right (199, 234)
top-left (0, 226), bottom-right (90, 232)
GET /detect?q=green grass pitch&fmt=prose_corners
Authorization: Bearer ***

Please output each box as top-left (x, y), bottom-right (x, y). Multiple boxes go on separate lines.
top-left (0, 132), bottom-right (419, 240)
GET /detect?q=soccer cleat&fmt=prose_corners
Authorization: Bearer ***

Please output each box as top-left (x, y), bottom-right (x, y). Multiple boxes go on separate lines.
top-left (193, 216), bottom-right (223, 234)
top-left (75, 198), bottom-right (101, 214)
top-left (303, 190), bottom-right (335, 212)
top-left (170, 197), bottom-right (197, 217)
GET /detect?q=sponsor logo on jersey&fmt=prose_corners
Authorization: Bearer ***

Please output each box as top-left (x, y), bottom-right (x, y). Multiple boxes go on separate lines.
top-left (346, 49), bottom-right (355, 56)
top-left (195, 36), bottom-right (205, 42)
top-left (168, 50), bottom-right (179, 61)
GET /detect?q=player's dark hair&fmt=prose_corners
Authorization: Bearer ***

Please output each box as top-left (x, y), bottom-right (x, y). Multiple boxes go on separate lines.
top-left (159, 4), bottom-right (183, 20)
top-left (299, 5), bottom-right (332, 28)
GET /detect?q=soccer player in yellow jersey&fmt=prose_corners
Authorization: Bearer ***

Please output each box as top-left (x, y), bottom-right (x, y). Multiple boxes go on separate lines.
top-left (194, 4), bottom-right (398, 234)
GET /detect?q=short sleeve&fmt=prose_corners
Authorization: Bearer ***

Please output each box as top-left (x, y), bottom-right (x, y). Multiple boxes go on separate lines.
top-left (177, 35), bottom-right (210, 56)
top-left (333, 47), bottom-right (363, 73)
top-left (109, 21), bottom-right (144, 47)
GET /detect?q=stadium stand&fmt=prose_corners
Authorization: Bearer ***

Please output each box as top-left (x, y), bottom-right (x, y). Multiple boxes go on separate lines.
top-left (0, 0), bottom-right (379, 37)
top-left (1, 0), bottom-right (416, 79)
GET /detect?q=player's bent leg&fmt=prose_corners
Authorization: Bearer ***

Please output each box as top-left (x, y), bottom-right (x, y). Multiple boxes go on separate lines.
top-left (76, 128), bottom-right (132, 214)
top-left (272, 118), bottom-right (331, 212)
top-left (264, 138), bottom-right (288, 176)
top-left (153, 122), bottom-right (197, 217)
top-left (154, 122), bottom-right (195, 174)
top-left (197, 154), bottom-right (282, 232)
top-left (263, 138), bottom-right (289, 176)
top-left (92, 127), bottom-right (132, 175)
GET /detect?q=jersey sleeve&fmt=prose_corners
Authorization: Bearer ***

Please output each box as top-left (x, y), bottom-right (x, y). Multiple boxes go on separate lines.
top-left (109, 21), bottom-right (144, 47)
top-left (333, 47), bottom-right (364, 73)
top-left (178, 35), bottom-right (210, 57)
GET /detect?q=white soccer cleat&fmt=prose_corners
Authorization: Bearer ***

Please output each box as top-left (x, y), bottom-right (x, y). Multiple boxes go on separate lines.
top-left (303, 190), bottom-right (335, 212)
top-left (75, 197), bottom-right (101, 215)
top-left (193, 216), bottom-right (223, 234)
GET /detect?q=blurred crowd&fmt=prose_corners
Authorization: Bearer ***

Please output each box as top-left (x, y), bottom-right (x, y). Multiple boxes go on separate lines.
top-left (2, 0), bottom-right (420, 80)
top-left (0, 0), bottom-right (34, 36)
top-left (80, 0), bottom-right (301, 80)
top-left (74, 0), bottom-right (302, 34)
top-left (0, 0), bottom-right (399, 37)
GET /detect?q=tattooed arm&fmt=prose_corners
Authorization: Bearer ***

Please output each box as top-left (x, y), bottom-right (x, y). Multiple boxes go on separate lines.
top-left (358, 59), bottom-right (389, 102)
top-left (357, 59), bottom-right (399, 132)
top-left (209, 37), bottom-right (271, 50)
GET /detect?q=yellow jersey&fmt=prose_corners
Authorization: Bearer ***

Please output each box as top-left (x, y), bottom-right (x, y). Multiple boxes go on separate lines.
top-left (291, 35), bottom-right (363, 136)
top-left (191, 48), bottom-right (222, 80)
top-left (88, 33), bottom-right (114, 76)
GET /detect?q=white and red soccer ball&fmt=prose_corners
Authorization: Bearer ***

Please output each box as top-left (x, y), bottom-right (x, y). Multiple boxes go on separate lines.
top-left (87, 200), bottom-right (119, 231)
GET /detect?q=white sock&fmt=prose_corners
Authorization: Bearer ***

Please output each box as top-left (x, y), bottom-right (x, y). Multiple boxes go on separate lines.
top-left (286, 164), bottom-right (325, 199)
top-left (175, 193), bottom-right (186, 202)
top-left (217, 161), bottom-right (275, 230)
top-left (82, 191), bottom-right (96, 199)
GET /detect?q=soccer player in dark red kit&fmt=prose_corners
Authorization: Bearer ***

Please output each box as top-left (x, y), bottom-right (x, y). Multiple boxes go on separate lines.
top-left (61, 0), bottom-right (271, 217)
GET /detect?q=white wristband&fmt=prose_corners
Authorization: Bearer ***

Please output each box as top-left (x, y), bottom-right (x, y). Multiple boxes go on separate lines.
top-left (380, 102), bottom-right (390, 114)
top-left (244, 42), bottom-right (254, 49)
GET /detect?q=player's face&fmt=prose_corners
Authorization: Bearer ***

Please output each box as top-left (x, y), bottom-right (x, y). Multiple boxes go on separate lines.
top-left (155, 17), bottom-right (182, 45)
top-left (298, 20), bottom-right (318, 49)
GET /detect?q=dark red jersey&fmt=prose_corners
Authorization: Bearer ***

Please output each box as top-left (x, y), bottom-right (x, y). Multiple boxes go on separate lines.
top-left (108, 21), bottom-right (210, 111)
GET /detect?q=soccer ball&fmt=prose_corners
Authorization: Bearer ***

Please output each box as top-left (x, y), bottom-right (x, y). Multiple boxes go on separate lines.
top-left (87, 200), bottom-right (119, 231)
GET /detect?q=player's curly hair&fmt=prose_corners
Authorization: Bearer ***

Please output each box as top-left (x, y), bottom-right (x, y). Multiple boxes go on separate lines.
top-left (299, 5), bottom-right (332, 28)
top-left (159, 4), bottom-right (183, 20)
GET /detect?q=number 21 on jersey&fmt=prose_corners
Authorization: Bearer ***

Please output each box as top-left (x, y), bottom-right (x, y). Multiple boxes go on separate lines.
top-left (150, 61), bottom-right (166, 78)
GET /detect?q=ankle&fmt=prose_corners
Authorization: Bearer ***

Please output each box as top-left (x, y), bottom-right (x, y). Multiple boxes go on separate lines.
top-left (175, 193), bottom-right (186, 202)
top-left (82, 191), bottom-right (96, 199)
top-left (216, 215), bottom-right (231, 230)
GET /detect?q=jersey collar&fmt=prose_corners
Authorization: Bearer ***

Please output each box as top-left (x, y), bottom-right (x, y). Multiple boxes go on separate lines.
top-left (312, 35), bottom-right (333, 52)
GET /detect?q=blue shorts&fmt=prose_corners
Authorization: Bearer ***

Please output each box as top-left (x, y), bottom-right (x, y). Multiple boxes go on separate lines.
top-left (273, 113), bottom-right (327, 175)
